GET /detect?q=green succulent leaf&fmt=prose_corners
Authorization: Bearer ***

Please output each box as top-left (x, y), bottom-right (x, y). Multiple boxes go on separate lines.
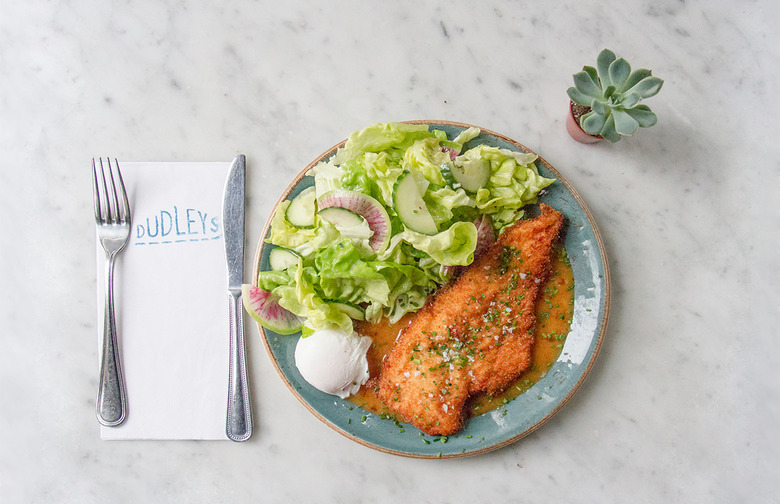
top-left (608, 58), bottom-right (631, 90)
top-left (603, 85), bottom-right (617, 100)
top-left (612, 109), bottom-right (640, 136)
top-left (620, 68), bottom-right (652, 93)
top-left (620, 92), bottom-right (641, 109)
top-left (624, 76), bottom-right (664, 99)
top-left (583, 66), bottom-right (599, 85)
top-left (624, 104), bottom-right (658, 127)
top-left (596, 49), bottom-right (617, 87)
top-left (567, 87), bottom-right (592, 106)
top-left (581, 111), bottom-right (607, 135)
top-left (591, 98), bottom-right (608, 116)
top-left (599, 114), bottom-right (621, 143)
top-left (573, 70), bottom-right (602, 98)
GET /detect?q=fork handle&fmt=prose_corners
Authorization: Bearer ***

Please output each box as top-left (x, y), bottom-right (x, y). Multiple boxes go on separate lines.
top-left (97, 254), bottom-right (127, 427)
top-left (226, 290), bottom-right (252, 441)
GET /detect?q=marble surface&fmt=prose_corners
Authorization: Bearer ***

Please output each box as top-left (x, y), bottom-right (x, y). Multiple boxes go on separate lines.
top-left (1, 1), bottom-right (777, 502)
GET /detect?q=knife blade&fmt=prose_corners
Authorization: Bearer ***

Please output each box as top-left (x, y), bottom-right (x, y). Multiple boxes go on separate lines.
top-left (222, 154), bottom-right (252, 442)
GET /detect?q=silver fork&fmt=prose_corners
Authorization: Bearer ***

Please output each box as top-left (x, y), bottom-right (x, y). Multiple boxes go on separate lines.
top-left (92, 157), bottom-right (131, 427)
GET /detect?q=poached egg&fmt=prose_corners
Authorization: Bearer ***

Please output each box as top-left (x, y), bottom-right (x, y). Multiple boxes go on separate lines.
top-left (294, 328), bottom-right (371, 399)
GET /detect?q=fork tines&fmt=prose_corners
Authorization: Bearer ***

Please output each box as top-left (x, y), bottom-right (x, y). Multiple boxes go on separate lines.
top-left (92, 158), bottom-right (130, 225)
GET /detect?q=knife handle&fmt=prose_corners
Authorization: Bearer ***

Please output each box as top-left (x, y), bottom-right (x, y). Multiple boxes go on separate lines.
top-left (226, 290), bottom-right (252, 441)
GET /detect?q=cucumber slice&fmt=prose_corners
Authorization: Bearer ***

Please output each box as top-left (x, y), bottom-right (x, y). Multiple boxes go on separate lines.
top-left (242, 284), bottom-right (302, 335)
top-left (285, 186), bottom-right (317, 228)
top-left (318, 207), bottom-right (365, 229)
top-left (318, 207), bottom-right (371, 243)
top-left (318, 189), bottom-right (392, 253)
top-left (326, 300), bottom-right (366, 321)
top-left (268, 247), bottom-right (299, 271)
top-left (451, 157), bottom-right (490, 192)
top-left (393, 171), bottom-right (438, 235)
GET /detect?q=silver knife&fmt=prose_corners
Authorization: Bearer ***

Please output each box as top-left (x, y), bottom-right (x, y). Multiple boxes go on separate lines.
top-left (222, 154), bottom-right (252, 442)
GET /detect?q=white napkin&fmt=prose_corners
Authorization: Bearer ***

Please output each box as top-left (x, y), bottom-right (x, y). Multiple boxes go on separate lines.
top-left (96, 161), bottom-right (234, 440)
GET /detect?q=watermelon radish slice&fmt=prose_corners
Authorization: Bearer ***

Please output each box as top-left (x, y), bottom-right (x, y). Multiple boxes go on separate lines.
top-left (317, 189), bottom-right (391, 254)
top-left (242, 284), bottom-right (303, 335)
top-left (473, 214), bottom-right (496, 257)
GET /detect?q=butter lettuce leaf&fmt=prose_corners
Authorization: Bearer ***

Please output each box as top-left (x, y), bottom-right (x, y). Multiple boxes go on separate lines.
top-left (461, 145), bottom-right (555, 229)
top-left (424, 186), bottom-right (475, 226)
top-left (382, 221), bottom-right (478, 266)
top-left (402, 136), bottom-right (449, 187)
top-left (267, 200), bottom-right (340, 257)
top-left (262, 123), bottom-right (555, 332)
top-left (330, 122), bottom-right (434, 165)
top-left (314, 240), bottom-right (390, 305)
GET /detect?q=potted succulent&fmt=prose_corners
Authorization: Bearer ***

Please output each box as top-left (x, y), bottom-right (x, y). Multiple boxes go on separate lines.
top-left (566, 48), bottom-right (664, 143)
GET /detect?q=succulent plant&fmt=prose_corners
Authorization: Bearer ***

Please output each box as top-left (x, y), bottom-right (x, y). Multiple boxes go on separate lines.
top-left (567, 49), bottom-right (664, 142)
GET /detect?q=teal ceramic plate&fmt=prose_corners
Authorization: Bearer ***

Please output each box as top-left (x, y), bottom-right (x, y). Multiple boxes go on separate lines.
top-left (251, 121), bottom-right (610, 458)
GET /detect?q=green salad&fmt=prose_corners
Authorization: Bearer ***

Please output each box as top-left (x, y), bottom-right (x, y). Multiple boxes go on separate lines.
top-left (248, 122), bottom-right (555, 335)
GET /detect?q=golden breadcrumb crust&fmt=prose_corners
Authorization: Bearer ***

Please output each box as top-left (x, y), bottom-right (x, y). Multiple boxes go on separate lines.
top-left (377, 205), bottom-right (564, 435)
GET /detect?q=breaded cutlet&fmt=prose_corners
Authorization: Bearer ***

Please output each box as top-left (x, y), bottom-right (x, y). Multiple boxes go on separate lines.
top-left (376, 204), bottom-right (564, 435)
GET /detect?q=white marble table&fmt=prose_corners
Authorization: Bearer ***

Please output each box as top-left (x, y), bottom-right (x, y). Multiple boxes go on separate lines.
top-left (1, 2), bottom-right (777, 502)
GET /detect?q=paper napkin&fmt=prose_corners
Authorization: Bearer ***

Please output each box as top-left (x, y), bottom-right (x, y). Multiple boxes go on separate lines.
top-left (96, 161), bottom-right (234, 440)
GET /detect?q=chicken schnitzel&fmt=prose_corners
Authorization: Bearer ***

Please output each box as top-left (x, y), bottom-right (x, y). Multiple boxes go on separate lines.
top-left (376, 204), bottom-right (564, 435)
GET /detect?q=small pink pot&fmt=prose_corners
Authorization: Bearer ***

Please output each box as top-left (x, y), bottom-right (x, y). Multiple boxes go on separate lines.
top-left (566, 101), bottom-right (603, 144)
